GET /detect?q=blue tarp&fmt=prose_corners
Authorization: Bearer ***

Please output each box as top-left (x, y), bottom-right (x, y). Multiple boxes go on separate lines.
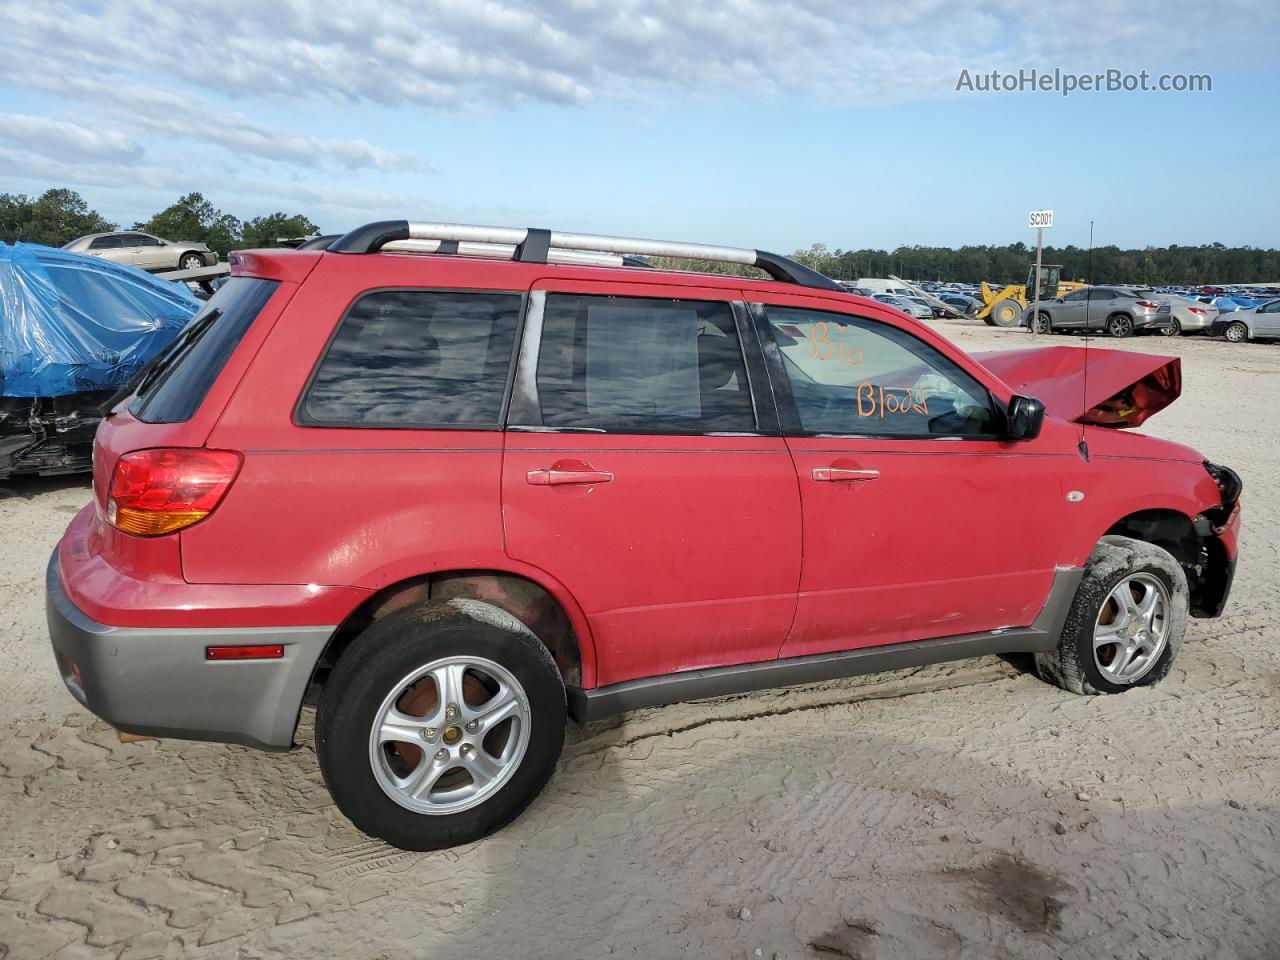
top-left (0, 241), bottom-right (199, 397)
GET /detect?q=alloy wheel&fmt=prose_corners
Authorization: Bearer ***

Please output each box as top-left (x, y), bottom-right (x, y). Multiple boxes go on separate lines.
top-left (1107, 315), bottom-right (1133, 337)
top-left (368, 655), bottom-right (531, 815)
top-left (1092, 573), bottom-right (1170, 685)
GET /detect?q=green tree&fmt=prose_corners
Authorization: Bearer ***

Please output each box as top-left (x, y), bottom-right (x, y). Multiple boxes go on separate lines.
top-left (0, 188), bottom-right (115, 247)
top-left (139, 193), bottom-right (242, 257)
top-left (241, 212), bottom-right (321, 248)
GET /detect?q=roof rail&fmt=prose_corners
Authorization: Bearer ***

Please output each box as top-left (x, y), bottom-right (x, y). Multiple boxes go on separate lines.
top-left (326, 220), bottom-right (841, 291)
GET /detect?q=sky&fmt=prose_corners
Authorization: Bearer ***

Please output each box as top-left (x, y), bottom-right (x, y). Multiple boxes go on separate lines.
top-left (1, 0), bottom-right (1278, 254)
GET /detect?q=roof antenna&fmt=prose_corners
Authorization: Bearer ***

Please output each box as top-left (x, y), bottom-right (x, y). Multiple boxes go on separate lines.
top-left (1079, 219), bottom-right (1094, 462)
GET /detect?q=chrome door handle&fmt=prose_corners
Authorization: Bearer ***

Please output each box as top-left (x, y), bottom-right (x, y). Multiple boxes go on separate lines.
top-left (811, 467), bottom-right (880, 482)
top-left (527, 468), bottom-right (614, 486)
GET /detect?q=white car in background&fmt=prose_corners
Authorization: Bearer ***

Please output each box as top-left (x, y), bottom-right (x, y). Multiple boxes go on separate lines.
top-left (873, 293), bottom-right (932, 320)
top-left (1217, 299), bottom-right (1280, 343)
top-left (62, 232), bottom-right (217, 272)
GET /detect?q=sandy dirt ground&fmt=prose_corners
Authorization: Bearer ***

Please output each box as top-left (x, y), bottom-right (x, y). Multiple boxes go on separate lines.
top-left (1, 322), bottom-right (1277, 959)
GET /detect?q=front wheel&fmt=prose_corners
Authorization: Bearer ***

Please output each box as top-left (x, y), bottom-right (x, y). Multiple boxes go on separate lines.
top-left (179, 252), bottom-right (205, 270)
top-left (1159, 319), bottom-right (1181, 337)
top-left (1106, 313), bottom-right (1134, 338)
top-left (1223, 321), bottom-right (1248, 343)
top-left (316, 600), bottom-right (566, 850)
top-left (1034, 536), bottom-right (1188, 695)
top-left (1030, 311), bottom-right (1052, 335)
top-left (989, 299), bottom-right (1022, 327)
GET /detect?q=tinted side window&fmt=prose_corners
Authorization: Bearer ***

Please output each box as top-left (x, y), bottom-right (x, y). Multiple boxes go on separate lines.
top-left (89, 235), bottom-right (121, 249)
top-left (132, 277), bottom-right (280, 423)
top-left (765, 307), bottom-right (996, 437)
top-left (301, 290), bottom-right (520, 427)
top-left (532, 294), bottom-right (755, 434)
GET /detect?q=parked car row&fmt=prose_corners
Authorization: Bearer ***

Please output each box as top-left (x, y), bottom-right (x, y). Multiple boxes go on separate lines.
top-left (852, 278), bottom-right (1279, 344)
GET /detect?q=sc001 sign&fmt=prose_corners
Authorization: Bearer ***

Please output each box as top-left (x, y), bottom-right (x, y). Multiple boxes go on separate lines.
top-left (1028, 209), bottom-right (1054, 229)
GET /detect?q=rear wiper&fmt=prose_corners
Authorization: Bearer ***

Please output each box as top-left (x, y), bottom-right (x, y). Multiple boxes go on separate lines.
top-left (99, 308), bottom-right (221, 417)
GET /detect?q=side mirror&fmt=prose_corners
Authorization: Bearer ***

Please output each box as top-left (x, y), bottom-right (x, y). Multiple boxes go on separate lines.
top-left (1006, 395), bottom-right (1045, 441)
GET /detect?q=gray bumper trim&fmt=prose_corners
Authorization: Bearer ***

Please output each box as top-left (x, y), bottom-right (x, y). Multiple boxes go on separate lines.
top-left (46, 551), bottom-right (334, 750)
top-left (568, 566), bottom-right (1084, 723)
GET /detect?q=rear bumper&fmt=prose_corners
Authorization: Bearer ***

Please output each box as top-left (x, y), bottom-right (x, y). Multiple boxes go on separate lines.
top-left (46, 550), bottom-right (333, 750)
top-left (1175, 314), bottom-right (1214, 332)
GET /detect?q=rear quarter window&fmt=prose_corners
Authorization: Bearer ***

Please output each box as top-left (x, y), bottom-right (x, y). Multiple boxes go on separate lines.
top-left (130, 276), bottom-right (280, 423)
top-left (298, 289), bottom-right (522, 428)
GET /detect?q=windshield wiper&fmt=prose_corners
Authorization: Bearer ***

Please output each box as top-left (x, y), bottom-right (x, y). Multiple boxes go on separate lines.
top-left (99, 308), bottom-right (221, 416)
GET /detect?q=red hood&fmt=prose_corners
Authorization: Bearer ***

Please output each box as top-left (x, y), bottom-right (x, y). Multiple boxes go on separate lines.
top-left (973, 346), bottom-right (1181, 428)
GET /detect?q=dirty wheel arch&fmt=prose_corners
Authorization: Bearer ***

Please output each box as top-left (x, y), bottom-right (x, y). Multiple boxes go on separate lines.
top-left (1034, 535), bottom-right (1188, 695)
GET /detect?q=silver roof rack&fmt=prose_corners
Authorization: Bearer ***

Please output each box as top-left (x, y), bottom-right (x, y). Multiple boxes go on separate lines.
top-left (325, 220), bottom-right (841, 291)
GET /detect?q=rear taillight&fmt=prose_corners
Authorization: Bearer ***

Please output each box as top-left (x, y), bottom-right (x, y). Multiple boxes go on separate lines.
top-left (1135, 300), bottom-right (1159, 308)
top-left (106, 448), bottom-right (242, 537)
top-left (1188, 307), bottom-right (1207, 315)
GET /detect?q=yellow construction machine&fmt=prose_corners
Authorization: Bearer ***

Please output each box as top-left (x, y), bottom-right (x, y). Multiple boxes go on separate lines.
top-left (978, 264), bottom-right (1088, 327)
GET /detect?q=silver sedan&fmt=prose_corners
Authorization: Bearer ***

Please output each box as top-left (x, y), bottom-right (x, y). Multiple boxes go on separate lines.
top-left (873, 293), bottom-right (932, 320)
top-left (1216, 299), bottom-right (1280, 343)
top-left (62, 232), bottom-right (217, 272)
top-left (1152, 294), bottom-right (1219, 335)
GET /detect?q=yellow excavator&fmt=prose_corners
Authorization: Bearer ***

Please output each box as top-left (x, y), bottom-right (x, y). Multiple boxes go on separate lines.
top-left (978, 264), bottom-right (1088, 327)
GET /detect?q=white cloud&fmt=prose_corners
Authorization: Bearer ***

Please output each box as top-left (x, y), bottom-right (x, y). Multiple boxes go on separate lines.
top-left (3, 0), bottom-right (1273, 113)
top-left (0, 0), bottom-right (1274, 234)
top-left (0, 114), bottom-right (142, 163)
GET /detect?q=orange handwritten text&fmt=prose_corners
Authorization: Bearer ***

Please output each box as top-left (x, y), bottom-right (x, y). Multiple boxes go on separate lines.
top-left (809, 322), bottom-right (863, 367)
top-left (854, 382), bottom-right (929, 418)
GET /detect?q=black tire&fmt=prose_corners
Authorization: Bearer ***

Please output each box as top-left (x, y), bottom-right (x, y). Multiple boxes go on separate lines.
top-left (1106, 313), bottom-right (1134, 338)
top-left (989, 299), bottom-right (1022, 328)
top-left (1030, 311), bottom-right (1052, 335)
top-left (1034, 536), bottom-right (1188, 696)
top-left (316, 600), bottom-right (566, 850)
top-left (1159, 319), bottom-right (1181, 337)
top-left (1223, 321), bottom-right (1248, 343)
top-left (179, 252), bottom-right (205, 270)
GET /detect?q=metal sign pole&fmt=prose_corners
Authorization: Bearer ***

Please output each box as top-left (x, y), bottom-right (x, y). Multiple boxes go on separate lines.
top-left (1031, 226), bottom-right (1043, 338)
top-left (1027, 209), bottom-right (1052, 338)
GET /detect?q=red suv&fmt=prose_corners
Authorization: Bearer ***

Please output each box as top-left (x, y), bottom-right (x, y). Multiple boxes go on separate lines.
top-left (47, 221), bottom-right (1241, 850)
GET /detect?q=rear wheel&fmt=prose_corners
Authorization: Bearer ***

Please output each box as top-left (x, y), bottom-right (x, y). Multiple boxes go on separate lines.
top-left (989, 299), bottom-right (1023, 328)
top-left (1035, 536), bottom-right (1187, 695)
top-left (1106, 313), bottom-right (1134, 338)
top-left (316, 600), bottom-right (566, 850)
top-left (1223, 321), bottom-right (1248, 343)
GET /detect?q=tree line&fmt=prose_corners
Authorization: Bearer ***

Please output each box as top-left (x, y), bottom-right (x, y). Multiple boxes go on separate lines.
top-left (786, 242), bottom-right (1280, 286)
top-left (0, 188), bottom-right (317, 255)
top-left (2, 188), bottom-right (1276, 284)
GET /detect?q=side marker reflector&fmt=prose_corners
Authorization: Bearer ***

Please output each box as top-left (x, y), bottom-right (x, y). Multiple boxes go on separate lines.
top-left (206, 644), bottom-right (284, 661)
